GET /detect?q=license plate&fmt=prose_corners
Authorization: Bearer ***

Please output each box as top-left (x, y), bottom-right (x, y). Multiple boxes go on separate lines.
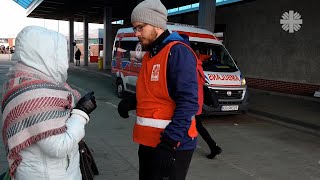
top-left (221, 105), bottom-right (239, 111)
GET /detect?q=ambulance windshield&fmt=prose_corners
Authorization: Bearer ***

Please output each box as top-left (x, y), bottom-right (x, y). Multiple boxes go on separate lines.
top-left (191, 42), bottom-right (239, 72)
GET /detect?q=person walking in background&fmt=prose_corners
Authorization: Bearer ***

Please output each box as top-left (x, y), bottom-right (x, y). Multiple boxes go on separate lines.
top-left (0, 45), bottom-right (5, 54)
top-left (195, 48), bottom-right (223, 159)
top-left (5, 46), bottom-right (10, 54)
top-left (1, 26), bottom-right (97, 179)
top-left (195, 49), bottom-right (211, 63)
top-left (195, 95), bottom-right (222, 159)
top-left (195, 114), bottom-right (222, 159)
top-left (75, 48), bottom-right (81, 66)
top-left (117, 0), bottom-right (199, 179)
top-left (10, 46), bottom-right (14, 54)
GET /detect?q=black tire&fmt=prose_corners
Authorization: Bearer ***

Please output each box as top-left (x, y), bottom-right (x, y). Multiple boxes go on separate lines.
top-left (116, 79), bottom-right (125, 98)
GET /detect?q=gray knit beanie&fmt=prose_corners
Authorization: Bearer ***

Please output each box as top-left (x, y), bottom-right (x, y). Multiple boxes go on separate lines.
top-left (131, 0), bottom-right (168, 30)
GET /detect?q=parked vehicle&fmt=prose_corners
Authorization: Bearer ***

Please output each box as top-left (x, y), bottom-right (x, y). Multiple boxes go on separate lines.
top-left (111, 23), bottom-right (249, 114)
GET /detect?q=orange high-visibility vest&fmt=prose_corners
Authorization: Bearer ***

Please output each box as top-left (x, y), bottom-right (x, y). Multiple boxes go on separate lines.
top-left (133, 41), bottom-right (198, 148)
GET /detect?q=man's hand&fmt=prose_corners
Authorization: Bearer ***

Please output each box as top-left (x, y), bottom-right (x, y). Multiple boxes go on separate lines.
top-left (153, 136), bottom-right (178, 179)
top-left (117, 94), bottom-right (137, 118)
top-left (118, 99), bottom-right (130, 118)
top-left (75, 91), bottom-right (97, 114)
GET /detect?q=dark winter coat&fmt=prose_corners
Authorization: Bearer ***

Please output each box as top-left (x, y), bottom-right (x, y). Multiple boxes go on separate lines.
top-left (75, 49), bottom-right (81, 60)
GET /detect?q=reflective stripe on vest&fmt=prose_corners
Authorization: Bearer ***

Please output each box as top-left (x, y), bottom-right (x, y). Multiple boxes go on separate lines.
top-left (136, 116), bottom-right (171, 129)
top-left (136, 115), bottom-right (196, 129)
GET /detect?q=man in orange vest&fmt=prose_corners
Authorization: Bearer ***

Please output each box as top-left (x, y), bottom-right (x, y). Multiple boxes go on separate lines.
top-left (117, 0), bottom-right (199, 179)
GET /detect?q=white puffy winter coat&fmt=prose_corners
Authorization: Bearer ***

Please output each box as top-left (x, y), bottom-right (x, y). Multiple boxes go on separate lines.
top-left (11, 26), bottom-right (87, 180)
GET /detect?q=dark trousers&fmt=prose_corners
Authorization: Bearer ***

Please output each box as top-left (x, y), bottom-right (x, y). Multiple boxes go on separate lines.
top-left (195, 115), bottom-right (217, 149)
top-left (138, 145), bottom-right (194, 180)
top-left (75, 59), bottom-right (80, 66)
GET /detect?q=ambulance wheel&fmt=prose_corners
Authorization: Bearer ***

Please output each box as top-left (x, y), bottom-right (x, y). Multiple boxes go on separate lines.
top-left (116, 79), bottom-right (125, 98)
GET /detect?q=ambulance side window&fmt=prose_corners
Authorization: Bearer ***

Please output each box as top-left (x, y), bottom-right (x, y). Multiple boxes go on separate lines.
top-left (117, 41), bottom-right (137, 61)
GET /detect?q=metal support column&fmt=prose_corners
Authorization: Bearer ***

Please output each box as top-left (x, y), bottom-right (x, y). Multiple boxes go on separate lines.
top-left (198, 0), bottom-right (216, 33)
top-left (103, 7), bottom-right (112, 70)
top-left (69, 18), bottom-right (74, 63)
top-left (83, 16), bottom-right (89, 66)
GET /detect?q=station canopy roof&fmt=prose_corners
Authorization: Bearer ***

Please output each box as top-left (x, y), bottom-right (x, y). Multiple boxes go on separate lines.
top-left (16, 0), bottom-right (198, 23)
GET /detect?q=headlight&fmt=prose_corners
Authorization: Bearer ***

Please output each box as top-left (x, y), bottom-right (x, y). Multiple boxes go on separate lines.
top-left (241, 78), bottom-right (246, 86)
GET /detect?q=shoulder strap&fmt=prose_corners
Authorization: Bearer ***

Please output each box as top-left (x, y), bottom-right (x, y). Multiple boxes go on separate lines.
top-left (167, 41), bottom-right (206, 82)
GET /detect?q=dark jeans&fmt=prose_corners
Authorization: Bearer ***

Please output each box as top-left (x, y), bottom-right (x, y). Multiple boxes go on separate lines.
top-left (195, 115), bottom-right (217, 149)
top-left (75, 59), bottom-right (80, 66)
top-left (138, 145), bottom-right (194, 180)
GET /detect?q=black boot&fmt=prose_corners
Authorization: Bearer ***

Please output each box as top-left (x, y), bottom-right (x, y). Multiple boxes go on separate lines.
top-left (206, 145), bottom-right (222, 159)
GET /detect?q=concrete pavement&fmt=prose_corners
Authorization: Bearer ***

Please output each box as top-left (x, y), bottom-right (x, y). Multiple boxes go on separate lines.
top-left (1, 56), bottom-right (320, 179)
top-left (67, 64), bottom-right (320, 180)
top-left (70, 61), bottom-right (320, 133)
top-left (248, 89), bottom-right (320, 133)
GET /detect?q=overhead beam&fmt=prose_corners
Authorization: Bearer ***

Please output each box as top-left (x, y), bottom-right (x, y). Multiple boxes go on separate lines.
top-left (27, 0), bottom-right (199, 23)
top-left (26, 0), bottom-right (44, 16)
top-left (43, 0), bottom-right (65, 5)
top-left (103, 7), bottom-right (112, 70)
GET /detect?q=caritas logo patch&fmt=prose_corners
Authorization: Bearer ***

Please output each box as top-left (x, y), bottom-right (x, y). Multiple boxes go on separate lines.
top-left (151, 64), bottom-right (160, 81)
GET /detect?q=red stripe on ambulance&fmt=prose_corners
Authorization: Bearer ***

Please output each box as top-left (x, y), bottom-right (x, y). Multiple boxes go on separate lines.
top-left (173, 31), bottom-right (217, 40)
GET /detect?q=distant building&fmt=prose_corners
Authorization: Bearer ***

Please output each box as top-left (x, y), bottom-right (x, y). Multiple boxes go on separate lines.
top-left (0, 38), bottom-right (15, 47)
top-left (75, 29), bottom-right (104, 62)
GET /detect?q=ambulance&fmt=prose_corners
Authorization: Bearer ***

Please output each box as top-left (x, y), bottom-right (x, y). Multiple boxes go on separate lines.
top-left (111, 23), bottom-right (249, 114)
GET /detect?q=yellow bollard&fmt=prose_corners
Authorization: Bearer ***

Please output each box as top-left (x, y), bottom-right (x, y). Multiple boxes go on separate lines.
top-left (98, 57), bottom-right (103, 70)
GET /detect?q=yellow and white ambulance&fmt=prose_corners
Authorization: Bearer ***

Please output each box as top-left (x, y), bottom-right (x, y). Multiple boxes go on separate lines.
top-left (111, 23), bottom-right (249, 114)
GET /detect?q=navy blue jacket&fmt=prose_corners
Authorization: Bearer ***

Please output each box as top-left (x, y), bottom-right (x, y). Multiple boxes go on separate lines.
top-left (149, 30), bottom-right (199, 150)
